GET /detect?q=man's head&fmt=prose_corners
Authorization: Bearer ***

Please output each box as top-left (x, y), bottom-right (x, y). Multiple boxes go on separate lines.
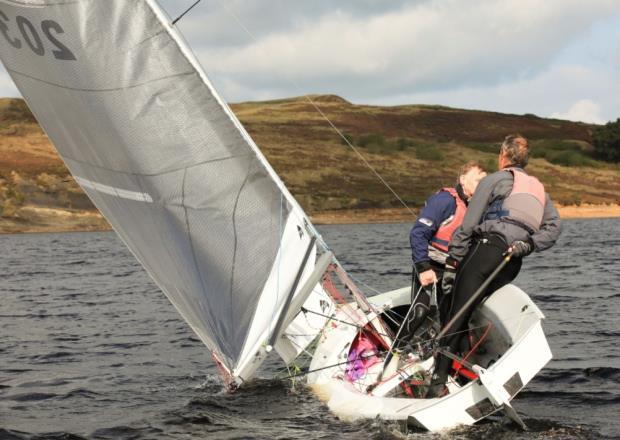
top-left (499, 134), bottom-right (529, 169)
top-left (458, 161), bottom-right (486, 199)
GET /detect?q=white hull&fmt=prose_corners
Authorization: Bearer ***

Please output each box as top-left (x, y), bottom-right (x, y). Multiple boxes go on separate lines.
top-left (307, 284), bottom-right (552, 431)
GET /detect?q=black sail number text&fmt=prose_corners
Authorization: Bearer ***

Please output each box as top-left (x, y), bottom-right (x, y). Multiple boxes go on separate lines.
top-left (0, 10), bottom-right (76, 61)
top-left (0, 10), bottom-right (21, 49)
top-left (41, 20), bottom-right (76, 60)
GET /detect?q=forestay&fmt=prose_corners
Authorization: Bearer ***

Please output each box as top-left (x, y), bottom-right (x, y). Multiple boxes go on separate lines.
top-left (0, 0), bottom-right (334, 381)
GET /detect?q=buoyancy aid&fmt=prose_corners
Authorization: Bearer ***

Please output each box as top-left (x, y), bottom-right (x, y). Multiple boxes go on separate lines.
top-left (429, 187), bottom-right (467, 252)
top-left (483, 167), bottom-right (546, 233)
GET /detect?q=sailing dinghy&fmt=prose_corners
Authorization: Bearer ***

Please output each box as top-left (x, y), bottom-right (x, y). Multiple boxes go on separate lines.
top-left (0, 0), bottom-right (552, 431)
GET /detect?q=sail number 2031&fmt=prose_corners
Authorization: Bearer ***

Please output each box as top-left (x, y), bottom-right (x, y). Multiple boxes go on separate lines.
top-left (0, 10), bottom-right (76, 61)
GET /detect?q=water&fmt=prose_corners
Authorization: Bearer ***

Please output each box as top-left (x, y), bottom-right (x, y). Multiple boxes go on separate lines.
top-left (1, 219), bottom-right (618, 439)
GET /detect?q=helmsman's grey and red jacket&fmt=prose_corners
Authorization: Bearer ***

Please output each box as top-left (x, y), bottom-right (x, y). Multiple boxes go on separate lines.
top-left (449, 167), bottom-right (562, 264)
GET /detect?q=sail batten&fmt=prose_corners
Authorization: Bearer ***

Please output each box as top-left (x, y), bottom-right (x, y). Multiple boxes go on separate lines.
top-left (74, 176), bottom-right (154, 203)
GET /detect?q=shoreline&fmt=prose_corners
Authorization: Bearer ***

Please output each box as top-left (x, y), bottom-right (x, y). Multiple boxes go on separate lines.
top-left (554, 203), bottom-right (620, 220)
top-left (310, 204), bottom-right (620, 225)
top-left (1, 203), bottom-right (619, 234)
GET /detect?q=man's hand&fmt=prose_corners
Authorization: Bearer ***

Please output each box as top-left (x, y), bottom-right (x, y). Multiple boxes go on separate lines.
top-left (419, 269), bottom-right (437, 286)
top-left (441, 265), bottom-right (457, 295)
top-left (510, 240), bottom-right (533, 258)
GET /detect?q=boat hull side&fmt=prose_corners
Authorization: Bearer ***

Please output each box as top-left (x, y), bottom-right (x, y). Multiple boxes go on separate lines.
top-left (308, 284), bottom-right (552, 431)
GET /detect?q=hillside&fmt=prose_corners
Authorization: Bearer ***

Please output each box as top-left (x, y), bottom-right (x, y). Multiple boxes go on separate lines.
top-left (1, 96), bottom-right (619, 233)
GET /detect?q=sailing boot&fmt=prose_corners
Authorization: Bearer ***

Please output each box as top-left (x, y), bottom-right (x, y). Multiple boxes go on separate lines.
top-left (404, 287), bottom-right (432, 344)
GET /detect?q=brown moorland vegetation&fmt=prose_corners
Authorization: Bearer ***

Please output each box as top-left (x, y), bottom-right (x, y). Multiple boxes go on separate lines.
top-left (1, 95), bottom-right (619, 233)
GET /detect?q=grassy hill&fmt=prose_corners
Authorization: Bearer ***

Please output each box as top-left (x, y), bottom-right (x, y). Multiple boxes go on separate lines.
top-left (231, 95), bottom-right (618, 211)
top-left (0, 95), bottom-right (618, 232)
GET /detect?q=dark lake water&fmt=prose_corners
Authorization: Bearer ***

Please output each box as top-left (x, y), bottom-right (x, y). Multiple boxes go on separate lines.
top-left (1, 219), bottom-right (619, 439)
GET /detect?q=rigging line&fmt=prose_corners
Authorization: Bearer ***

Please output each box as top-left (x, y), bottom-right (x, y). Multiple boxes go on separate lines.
top-left (323, 265), bottom-right (380, 330)
top-left (377, 304), bottom-right (403, 329)
top-left (301, 306), bottom-right (495, 349)
top-left (275, 333), bottom-right (321, 376)
top-left (301, 307), bottom-right (382, 335)
top-left (172, 0), bottom-right (202, 25)
top-left (455, 321), bottom-right (492, 376)
top-left (212, 0), bottom-right (416, 217)
top-left (384, 307), bottom-right (406, 322)
top-left (283, 334), bottom-right (321, 360)
top-left (283, 309), bottom-right (543, 381)
top-left (314, 306), bottom-right (542, 349)
top-left (279, 349), bottom-right (388, 380)
top-left (382, 284), bottom-right (426, 367)
top-left (302, 99), bottom-right (416, 216)
top-left (346, 272), bottom-right (382, 295)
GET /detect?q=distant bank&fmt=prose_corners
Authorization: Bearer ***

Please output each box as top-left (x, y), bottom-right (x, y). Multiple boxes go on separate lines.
top-left (1, 204), bottom-right (618, 234)
top-left (311, 204), bottom-right (620, 224)
top-left (2, 96), bottom-right (619, 234)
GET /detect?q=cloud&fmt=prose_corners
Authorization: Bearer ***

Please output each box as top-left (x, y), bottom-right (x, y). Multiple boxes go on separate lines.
top-left (162, 0), bottom-right (426, 48)
top-left (381, 64), bottom-right (620, 123)
top-left (0, 0), bottom-right (618, 123)
top-left (0, 65), bottom-right (19, 98)
top-left (551, 99), bottom-right (605, 124)
top-left (178, 0), bottom-right (620, 103)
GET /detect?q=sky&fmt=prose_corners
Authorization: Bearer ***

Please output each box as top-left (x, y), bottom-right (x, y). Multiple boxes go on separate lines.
top-left (1, 0), bottom-right (619, 124)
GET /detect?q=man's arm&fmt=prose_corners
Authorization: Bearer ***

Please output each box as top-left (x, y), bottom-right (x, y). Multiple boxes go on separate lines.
top-left (448, 173), bottom-right (499, 264)
top-left (529, 194), bottom-right (562, 251)
top-left (410, 192), bottom-right (455, 272)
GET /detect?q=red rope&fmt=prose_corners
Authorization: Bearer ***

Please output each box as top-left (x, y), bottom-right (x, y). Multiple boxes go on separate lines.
top-left (453, 321), bottom-right (493, 378)
top-left (321, 266), bottom-right (347, 304)
top-left (321, 265), bottom-right (391, 349)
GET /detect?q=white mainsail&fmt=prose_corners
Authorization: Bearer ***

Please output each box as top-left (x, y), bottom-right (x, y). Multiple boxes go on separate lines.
top-left (0, 0), bottom-right (335, 381)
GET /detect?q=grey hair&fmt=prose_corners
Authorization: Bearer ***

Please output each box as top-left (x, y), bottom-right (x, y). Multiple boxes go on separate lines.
top-left (501, 134), bottom-right (530, 168)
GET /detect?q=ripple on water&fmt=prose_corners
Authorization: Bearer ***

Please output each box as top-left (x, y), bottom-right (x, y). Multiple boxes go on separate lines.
top-left (1, 222), bottom-right (619, 439)
top-left (0, 429), bottom-right (88, 440)
top-left (9, 392), bottom-right (58, 402)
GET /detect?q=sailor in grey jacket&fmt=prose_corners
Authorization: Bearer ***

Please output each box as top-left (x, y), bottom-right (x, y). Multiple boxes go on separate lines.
top-left (427, 134), bottom-right (562, 398)
top-left (448, 167), bottom-right (562, 264)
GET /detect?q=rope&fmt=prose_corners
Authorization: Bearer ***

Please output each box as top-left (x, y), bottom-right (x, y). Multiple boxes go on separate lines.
top-left (279, 309), bottom-right (541, 381)
top-left (278, 349), bottom-right (387, 380)
top-left (410, 283), bottom-right (425, 309)
top-left (380, 284), bottom-right (425, 368)
top-left (454, 321), bottom-right (492, 377)
top-left (172, 0), bottom-right (202, 25)
top-left (301, 99), bottom-right (416, 216)
top-left (379, 304), bottom-right (404, 329)
top-left (346, 272), bottom-right (382, 295)
top-left (278, 336), bottom-right (319, 378)
top-left (323, 265), bottom-right (396, 350)
top-left (212, 0), bottom-right (416, 216)
top-left (301, 306), bottom-right (493, 350)
top-left (383, 307), bottom-right (406, 322)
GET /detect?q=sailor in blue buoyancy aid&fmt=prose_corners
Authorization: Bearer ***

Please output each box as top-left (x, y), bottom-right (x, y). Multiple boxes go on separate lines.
top-left (427, 134), bottom-right (562, 397)
top-left (403, 162), bottom-right (486, 345)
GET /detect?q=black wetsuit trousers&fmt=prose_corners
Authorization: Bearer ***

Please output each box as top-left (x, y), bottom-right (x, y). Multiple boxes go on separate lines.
top-left (433, 233), bottom-right (522, 381)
